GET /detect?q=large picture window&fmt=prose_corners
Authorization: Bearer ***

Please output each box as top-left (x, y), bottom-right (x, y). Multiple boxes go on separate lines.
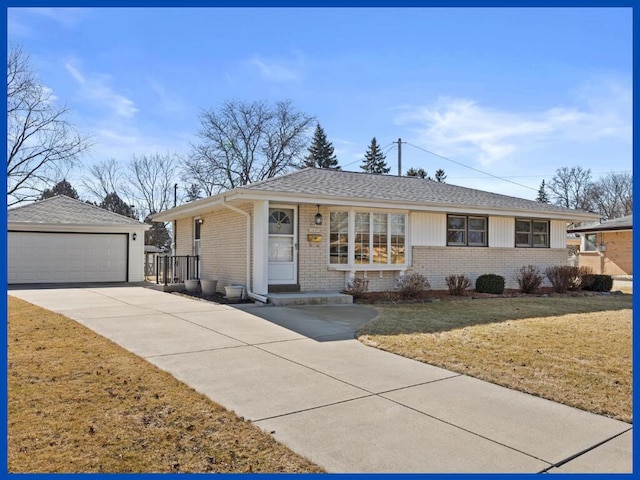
top-left (329, 211), bottom-right (406, 266)
top-left (516, 219), bottom-right (549, 247)
top-left (447, 215), bottom-right (487, 246)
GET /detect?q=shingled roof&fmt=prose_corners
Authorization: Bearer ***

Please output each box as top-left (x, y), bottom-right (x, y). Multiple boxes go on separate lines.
top-left (8, 195), bottom-right (145, 226)
top-left (567, 214), bottom-right (632, 233)
top-left (239, 168), bottom-right (592, 215)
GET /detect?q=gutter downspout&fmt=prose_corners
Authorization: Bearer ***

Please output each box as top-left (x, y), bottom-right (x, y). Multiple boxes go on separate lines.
top-left (222, 198), bottom-right (269, 304)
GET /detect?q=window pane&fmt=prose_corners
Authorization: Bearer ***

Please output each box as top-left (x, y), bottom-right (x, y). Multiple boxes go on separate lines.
top-left (372, 214), bottom-right (387, 264)
top-left (533, 221), bottom-right (548, 233)
top-left (355, 212), bottom-right (370, 264)
top-left (533, 234), bottom-right (548, 247)
top-left (269, 209), bottom-right (294, 235)
top-left (469, 231), bottom-right (485, 245)
top-left (516, 233), bottom-right (531, 246)
top-left (269, 237), bottom-right (293, 262)
top-left (448, 216), bottom-right (466, 230)
top-left (447, 231), bottom-right (465, 244)
top-left (329, 212), bottom-right (349, 264)
top-left (516, 220), bottom-right (531, 233)
top-left (390, 213), bottom-right (405, 235)
top-left (585, 233), bottom-right (597, 251)
top-left (468, 217), bottom-right (486, 231)
top-left (390, 214), bottom-right (405, 264)
top-left (194, 220), bottom-right (201, 240)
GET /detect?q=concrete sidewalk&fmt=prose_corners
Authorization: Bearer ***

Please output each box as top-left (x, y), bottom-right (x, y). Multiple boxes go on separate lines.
top-left (9, 286), bottom-right (633, 473)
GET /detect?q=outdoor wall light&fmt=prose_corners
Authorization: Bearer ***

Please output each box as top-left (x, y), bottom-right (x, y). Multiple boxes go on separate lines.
top-left (132, 233), bottom-right (137, 241)
top-left (197, 218), bottom-right (204, 225)
top-left (315, 205), bottom-right (323, 225)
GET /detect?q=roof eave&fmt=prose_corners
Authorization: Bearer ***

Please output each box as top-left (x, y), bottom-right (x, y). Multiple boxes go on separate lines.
top-left (8, 222), bottom-right (151, 232)
top-left (150, 189), bottom-right (599, 223)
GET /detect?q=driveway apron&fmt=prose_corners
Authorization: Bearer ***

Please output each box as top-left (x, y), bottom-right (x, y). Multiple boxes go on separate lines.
top-left (9, 286), bottom-right (632, 473)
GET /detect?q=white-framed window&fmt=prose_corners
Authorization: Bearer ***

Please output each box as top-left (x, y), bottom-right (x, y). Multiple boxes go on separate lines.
top-left (447, 215), bottom-right (487, 246)
top-left (329, 211), bottom-right (349, 264)
top-left (584, 233), bottom-right (598, 251)
top-left (194, 218), bottom-right (202, 256)
top-left (516, 219), bottom-right (549, 248)
top-left (329, 210), bottom-right (406, 266)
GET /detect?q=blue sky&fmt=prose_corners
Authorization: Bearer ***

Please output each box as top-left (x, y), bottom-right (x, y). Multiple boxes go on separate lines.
top-left (7, 6), bottom-right (633, 201)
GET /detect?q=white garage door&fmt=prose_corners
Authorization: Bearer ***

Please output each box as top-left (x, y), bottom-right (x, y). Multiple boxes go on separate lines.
top-left (8, 232), bottom-right (128, 284)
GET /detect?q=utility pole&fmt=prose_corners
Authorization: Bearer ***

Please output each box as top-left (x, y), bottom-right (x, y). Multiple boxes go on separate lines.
top-left (395, 138), bottom-right (405, 176)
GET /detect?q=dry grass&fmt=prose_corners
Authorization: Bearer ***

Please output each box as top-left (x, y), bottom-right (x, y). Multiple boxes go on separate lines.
top-left (358, 295), bottom-right (632, 423)
top-left (8, 296), bottom-right (323, 473)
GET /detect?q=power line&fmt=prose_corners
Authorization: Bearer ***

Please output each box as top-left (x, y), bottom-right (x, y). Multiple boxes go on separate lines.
top-left (404, 142), bottom-right (539, 192)
top-left (340, 141), bottom-right (395, 169)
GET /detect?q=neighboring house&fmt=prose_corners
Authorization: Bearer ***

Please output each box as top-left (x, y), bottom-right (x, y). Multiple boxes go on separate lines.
top-left (8, 195), bottom-right (149, 284)
top-left (567, 215), bottom-right (632, 277)
top-left (151, 168), bottom-right (599, 300)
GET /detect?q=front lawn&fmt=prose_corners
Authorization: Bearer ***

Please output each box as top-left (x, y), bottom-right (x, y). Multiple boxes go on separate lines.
top-left (357, 295), bottom-right (632, 423)
top-left (8, 296), bottom-right (323, 473)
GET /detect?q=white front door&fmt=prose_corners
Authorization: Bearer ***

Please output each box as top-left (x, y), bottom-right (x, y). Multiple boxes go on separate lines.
top-left (268, 206), bottom-right (297, 284)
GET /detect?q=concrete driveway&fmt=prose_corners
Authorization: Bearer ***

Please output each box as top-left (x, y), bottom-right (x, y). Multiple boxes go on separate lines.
top-left (9, 286), bottom-right (632, 473)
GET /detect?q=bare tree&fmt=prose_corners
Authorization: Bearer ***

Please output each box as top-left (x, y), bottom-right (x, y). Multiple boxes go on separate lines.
top-left (7, 44), bottom-right (90, 206)
top-left (185, 99), bottom-right (314, 194)
top-left (126, 153), bottom-right (180, 250)
top-left (127, 153), bottom-right (180, 218)
top-left (548, 166), bottom-right (594, 211)
top-left (588, 172), bottom-right (633, 220)
top-left (82, 158), bottom-right (126, 201)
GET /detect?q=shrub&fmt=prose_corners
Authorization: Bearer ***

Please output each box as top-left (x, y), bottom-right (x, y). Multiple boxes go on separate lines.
top-left (445, 275), bottom-right (471, 296)
top-left (545, 266), bottom-right (588, 293)
top-left (475, 274), bottom-right (505, 294)
top-left (395, 273), bottom-right (430, 298)
top-left (581, 274), bottom-right (614, 292)
top-left (342, 277), bottom-right (369, 299)
top-left (513, 265), bottom-right (544, 294)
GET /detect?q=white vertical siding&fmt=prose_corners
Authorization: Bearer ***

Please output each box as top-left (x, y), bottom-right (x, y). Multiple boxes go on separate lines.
top-left (550, 220), bottom-right (567, 248)
top-left (410, 212), bottom-right (446, 246)
top-left (489, 216), bottom-right (514, 247)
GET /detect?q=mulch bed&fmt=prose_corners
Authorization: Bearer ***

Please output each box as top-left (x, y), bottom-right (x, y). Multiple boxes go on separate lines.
top-left (174, 287), bottom-right (621, 306)
top-left (352, 287), bottom-right (622, 304)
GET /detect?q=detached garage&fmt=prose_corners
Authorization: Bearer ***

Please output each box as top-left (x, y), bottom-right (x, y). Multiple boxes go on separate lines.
top-left (8, 195), bottom-right (149, 284)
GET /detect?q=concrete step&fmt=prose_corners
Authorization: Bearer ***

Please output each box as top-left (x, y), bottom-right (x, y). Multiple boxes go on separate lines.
top-left (267, 291), bottom-right (353, 306)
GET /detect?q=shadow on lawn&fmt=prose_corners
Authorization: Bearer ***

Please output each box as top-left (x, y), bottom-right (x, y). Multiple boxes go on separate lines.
top-left (355, 293), bottom-right (633, 337)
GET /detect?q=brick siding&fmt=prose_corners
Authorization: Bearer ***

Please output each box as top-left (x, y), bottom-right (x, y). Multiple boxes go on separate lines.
top-left (578, 231), bottom-right (632, 276)
top-left (175, 203), bottom-right (252, 293)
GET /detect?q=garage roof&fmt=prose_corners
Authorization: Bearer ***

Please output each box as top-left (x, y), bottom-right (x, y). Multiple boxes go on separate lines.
top-left (8, 195), bottom-right (146, 226)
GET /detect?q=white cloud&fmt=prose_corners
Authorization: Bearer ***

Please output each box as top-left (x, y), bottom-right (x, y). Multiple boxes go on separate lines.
top-left (395, 78), bottom-right (632, 169)
top-left (65, 61), bottom-right (138, 119)
top-left (23, 8), bottom-right (87, 27)
top-left (247, 52), bottom-right (305, 83)
top-left (147, 79), bottom-right (187, 115)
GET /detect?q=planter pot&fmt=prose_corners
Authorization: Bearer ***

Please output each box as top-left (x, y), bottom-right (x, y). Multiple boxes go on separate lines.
top-left (224, 285), bottom-right (244, 301)
top-left (200, 279), bottom-right (218, 295)
top-left (185, 279), bottom-right (200, 293)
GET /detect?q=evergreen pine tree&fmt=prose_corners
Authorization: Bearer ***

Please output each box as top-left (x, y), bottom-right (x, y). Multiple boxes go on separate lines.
top-left (405, 167), bottom-right (429, 179)
top-left (40, 179), bottom-right (80, 200)
top-left (100, 192), bottom-right (136, 218)
top-left (303, 123), bottom-right (340, 169)
top-left (536, 180), bottom-right (550, 203)
top-left (360, 137), bottom-right (390, 174)
top-left (434, 169), bottom-right (447, 183)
